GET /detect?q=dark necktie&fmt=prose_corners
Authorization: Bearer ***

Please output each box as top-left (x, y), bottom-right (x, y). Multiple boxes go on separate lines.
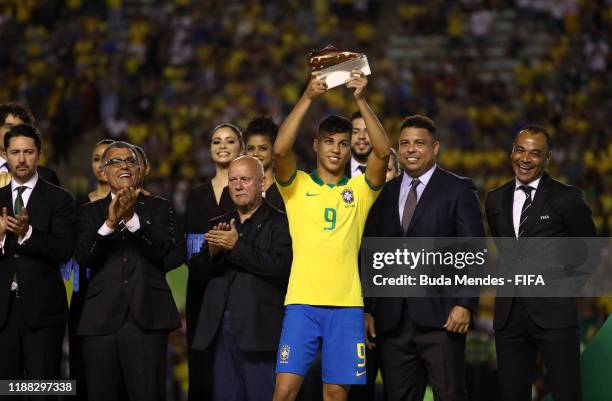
top-left (518, 185), bottom-right (534, 237)
top-left (11, 186), bottom-right (26, 292)
top-left (357, 165), bottom-right (366, 174)
top-left (401, 178), bottom-right (420, 234)
top-left (14, 186), bottom-right (26, 215)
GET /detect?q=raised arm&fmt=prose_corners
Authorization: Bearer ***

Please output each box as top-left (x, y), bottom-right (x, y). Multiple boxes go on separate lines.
top-left (273, 76), bottom-right (327, 182)
top-left (346, 70), bottom-right (390, 188)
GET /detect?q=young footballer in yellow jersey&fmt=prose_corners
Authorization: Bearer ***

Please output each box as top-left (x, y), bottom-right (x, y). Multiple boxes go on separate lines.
top-left (272, 70), bottom-right (390, 401)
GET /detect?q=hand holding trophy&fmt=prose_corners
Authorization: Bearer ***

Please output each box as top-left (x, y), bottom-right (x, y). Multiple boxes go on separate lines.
top-left (308, 45), bottom-right (372, 90)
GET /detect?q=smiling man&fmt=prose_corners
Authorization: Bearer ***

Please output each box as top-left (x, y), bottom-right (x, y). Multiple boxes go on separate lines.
top-left (0, 123), bottom-right (75, 387)
top-left (75, 141), bottom-right (180, 401)
top-left (485, 125), bottom-right (596, 401)
top-left (272, 70), bottom-right (389, 401)
top-left (365, 114), bottom-right (484, 401)
top-left (190, 155), bottom-right (291, 401)
top-left (344, 111), bottom-right (373, 178)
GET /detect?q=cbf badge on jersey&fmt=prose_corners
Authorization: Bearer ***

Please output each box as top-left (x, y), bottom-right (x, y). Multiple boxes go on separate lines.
top-left (341, 188), bottom-right (355, 207)
top-left (279, 345), bottom-right (291, 363)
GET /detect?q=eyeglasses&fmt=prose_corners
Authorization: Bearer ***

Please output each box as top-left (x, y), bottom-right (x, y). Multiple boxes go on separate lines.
top-left (103, 157), bottom-right (138, 169)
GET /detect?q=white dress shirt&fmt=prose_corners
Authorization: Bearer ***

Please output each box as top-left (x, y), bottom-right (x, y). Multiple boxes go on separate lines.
top-left (350, 157), bottom-right (366, 177)
top-left (512, 176), bottom-right (542, 237)
top-left (97, 192), bottom-right (141, 235)
top-left (1, 173), bottom-right (39, 249)
top-left (398, 164), bottom-right (437, 222)
top-left (3, 173), bottom-right (39, 291)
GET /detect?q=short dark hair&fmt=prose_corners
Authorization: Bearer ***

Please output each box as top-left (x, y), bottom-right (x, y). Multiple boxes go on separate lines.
top-left (4, 123), bottom-right (42, 152)
top-left (210, 123), bottom-right (244, 149)
top-left (0, 102), bottom-right (35, 125)
top-left (400, 115), bottom-right (437, 140)
top-left (100, 141), bottom-right (138, 169)
top-left (133, 145), bottom-right (149, 168)
top-left (317, 115), bottom-right (352, 138)
top-left (244, 116), bottom-right (278, 144)
top-left (518, 124), bottom-right (552, 150)
top-left (350, 111), bottom-right (383, 125)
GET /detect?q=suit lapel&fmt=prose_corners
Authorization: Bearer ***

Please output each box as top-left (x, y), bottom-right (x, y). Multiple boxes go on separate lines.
top-left (388, 175), bottom-right (402, 232)
top-left (25, 178), bottom-right (47, 224)
top-left (524, 173), bottom-right (552, 237)
top-left (1, 184), bottom-right (13, 216)
top-left (96, 193), bottom-right (112, 226)
top-left (500, 182), bottom-right (515, 237)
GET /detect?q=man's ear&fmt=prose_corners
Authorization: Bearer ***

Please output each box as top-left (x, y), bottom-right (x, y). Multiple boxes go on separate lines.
top-left (313, 138), bottom-right (319, 154)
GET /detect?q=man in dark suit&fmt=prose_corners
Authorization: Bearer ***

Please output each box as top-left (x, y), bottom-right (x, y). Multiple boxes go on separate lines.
top-left (75, 141), bottom-right (180, 401)
top-left (0, 124), bottom-right (75, 390)
top-left (0, 102), bottom-right (61, 186)
top-left (190, 155), bottom-right (292, 401)
top-left (485, 125), bottom-right (596, 401)
top-left (366, 115), bottom-right (484, 401)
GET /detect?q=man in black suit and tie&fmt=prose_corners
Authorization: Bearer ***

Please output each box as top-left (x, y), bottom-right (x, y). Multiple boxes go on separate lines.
top-left (0, 124), bottom-right (75, 389)
top-left (190, 155), bottom-right (292, 401)
top-left (366, 115), bottom-right (484, 401)
top-left (0, 103), bottom-right (61, 186)
top-left (485, 125), bottom-right (596, 401)
top-left (75, 141), bottom-right (180, 401)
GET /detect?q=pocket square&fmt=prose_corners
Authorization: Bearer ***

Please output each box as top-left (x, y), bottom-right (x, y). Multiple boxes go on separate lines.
top-left (540, 215), bottom-right (550, 220)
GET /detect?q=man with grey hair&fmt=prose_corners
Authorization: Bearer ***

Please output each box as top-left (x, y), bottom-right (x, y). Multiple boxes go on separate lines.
top-left (190, 155), bottom-right (292, 401)
top-left (75, 141), bottom-right (180, 401)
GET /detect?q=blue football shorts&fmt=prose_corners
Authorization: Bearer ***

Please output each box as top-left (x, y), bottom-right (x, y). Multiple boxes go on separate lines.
top-left (275, 304), bottom-right (366, 385)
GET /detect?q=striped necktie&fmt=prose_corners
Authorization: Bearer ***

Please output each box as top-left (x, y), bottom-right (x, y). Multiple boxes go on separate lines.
top-left (517, 185), bottom-right (534, 238)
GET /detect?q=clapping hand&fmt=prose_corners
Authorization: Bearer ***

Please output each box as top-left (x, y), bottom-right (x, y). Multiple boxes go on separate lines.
top-left (205, 218), bottom-right (239, 253)
top-left (7, 207), bottom-right (29, 238)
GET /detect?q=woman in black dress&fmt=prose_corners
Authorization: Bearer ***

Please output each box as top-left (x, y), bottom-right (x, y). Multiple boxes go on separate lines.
top-left (244, 116), bottom-right (285, 211)
top-left (75, 139), bottom-right (115, 206)
top-left (183, 123), bottom-right (244, 401)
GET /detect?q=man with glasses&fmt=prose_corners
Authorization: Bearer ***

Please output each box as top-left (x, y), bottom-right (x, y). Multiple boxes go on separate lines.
top-left (0, 102), bottom-right (60, 187)
top-left (75, 141), bottom-right (180, 401)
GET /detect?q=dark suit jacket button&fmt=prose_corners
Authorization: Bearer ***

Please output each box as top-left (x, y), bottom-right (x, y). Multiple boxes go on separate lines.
top-left (14, 254), bottom-right (19, 258)
top-left (122, 257), bottom-right (128, 262)
top-left (123, 280), bottom-right (128, 284)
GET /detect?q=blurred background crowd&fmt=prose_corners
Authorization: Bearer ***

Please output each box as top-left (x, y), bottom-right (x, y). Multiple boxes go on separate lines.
top-left (0, 0), bottom-right (609, 400)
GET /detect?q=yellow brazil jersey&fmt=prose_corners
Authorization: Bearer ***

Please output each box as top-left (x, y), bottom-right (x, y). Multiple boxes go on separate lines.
top-left (276, 170), bottom-right (382, 307)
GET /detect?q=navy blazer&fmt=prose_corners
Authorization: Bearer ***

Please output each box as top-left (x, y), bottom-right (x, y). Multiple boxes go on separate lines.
top-left (365, 167), bottom-right (484, 332)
